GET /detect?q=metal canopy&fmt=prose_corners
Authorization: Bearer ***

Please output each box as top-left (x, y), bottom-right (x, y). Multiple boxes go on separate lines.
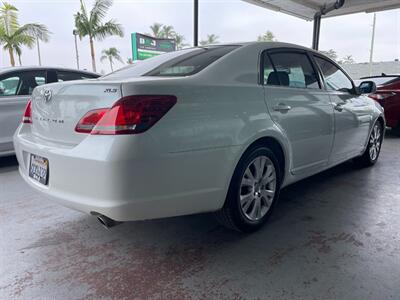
top-left (242, 0), bottom-right (400, 21)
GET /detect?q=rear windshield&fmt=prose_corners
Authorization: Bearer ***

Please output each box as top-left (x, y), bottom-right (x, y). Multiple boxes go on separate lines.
top-left (103, 45), bottom-right (239, 79)
top-left (145, 45), bottom-right (239, 76)
top-left (361, 76), bottom-right (400, 86)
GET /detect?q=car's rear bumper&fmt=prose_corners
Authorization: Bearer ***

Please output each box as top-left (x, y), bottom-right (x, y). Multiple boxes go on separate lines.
top-left (14, 126), bottom-right (236, 221)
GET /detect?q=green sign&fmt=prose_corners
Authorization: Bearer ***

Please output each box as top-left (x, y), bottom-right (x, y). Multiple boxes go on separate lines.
top-left (131, 33), bottom-right (176, 61)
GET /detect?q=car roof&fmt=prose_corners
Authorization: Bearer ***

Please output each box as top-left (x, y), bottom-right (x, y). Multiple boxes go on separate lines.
top-left (0, 66), bottom-right (100, 76)
top-left (207, 41), bottom-right (322, 54)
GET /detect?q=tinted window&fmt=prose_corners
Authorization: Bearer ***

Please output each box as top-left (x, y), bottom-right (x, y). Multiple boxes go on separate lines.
top-left (146, 46), bottom-right (239, 76)
top-left (0, 71), bottom-right (46, 96)
top-left (17, 71), bottom-right (46, 95)
top-left (315, 56), bottom-right (353, 92)
top-left (267, 52), bottom-right (320, 89)
top-left (0, 75), bottom-right (20, 96)
top-left (57, 71), bottom-right (96, 82)
top-left (262, 55), bottom-right (277, 85)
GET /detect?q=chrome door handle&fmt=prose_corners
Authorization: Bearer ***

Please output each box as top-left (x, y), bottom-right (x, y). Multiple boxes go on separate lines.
top-left (273, 103), bottom-right (292, 112)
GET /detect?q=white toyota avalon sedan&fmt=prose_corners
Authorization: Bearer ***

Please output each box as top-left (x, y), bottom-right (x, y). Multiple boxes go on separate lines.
top-left (14, 42), bottom-right (385, 232)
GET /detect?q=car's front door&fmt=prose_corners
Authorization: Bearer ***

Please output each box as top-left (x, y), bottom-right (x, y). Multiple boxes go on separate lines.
top-left (262, 50), bottom-right (334, 175)
top-left (0, 70), bottom-right (46, 154)
top-left (313, 55), bottom-right (371, 163)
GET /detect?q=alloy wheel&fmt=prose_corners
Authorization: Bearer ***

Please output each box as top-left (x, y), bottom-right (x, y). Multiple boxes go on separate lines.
top-left (369, 124), bottom-right (382, 161)
top-left (239, 156), bottom-right (276, 221)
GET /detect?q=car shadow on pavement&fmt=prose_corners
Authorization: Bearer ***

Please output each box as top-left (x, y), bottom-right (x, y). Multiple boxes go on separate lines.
top-left (0, 155), bottom-right (18, 173)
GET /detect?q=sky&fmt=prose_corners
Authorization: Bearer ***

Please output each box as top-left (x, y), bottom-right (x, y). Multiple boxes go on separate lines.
top-left (0, 0), bottom-right (399, 74)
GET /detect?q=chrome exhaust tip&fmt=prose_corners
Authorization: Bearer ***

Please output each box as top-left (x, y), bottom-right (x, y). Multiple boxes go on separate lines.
top-left (92, 213), bottom-right (122, 229)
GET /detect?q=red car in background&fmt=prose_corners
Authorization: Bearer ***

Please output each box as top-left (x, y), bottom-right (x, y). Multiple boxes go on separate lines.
top-left (360, 74), bottom-right (400, 136)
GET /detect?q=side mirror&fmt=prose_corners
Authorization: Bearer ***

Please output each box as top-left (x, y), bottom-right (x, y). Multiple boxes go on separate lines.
top-left (358, 81), bottom-right (377, 94)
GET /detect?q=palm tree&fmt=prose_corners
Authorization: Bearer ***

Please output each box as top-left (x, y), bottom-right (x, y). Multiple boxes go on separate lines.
top-left (74, 0), bottom-right (124, 72)
top-left (148, 22), bottom-right (163, 38)
top-left (161, 25), bottom-right (175, 39)
top-left (320, 49), bottom-right (338, 61)
top-left (257, 30), bottom-right (277, 42)
top-left (341, 55), bottom-right (355, 65)
top-left (200, 34), bottom-right (219, 46)
top-left (0, 2), bottom-right (50, 66)
top-left (100, 47), bottom-right (122, 72)
top-left (174, 33), bottom-right (188, 50)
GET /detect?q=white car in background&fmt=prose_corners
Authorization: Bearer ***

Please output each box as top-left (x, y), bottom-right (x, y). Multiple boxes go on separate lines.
top-left (14, 42), bottom-right (384, 232)
top-left (0, 66), bottom-right (99, 157)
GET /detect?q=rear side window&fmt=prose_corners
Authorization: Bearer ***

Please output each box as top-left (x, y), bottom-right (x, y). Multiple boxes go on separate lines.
top-left (265, 52), bottom-right (320, 89)
top-left (314, 56), bottom-right (353, 92)
top-left (57, 71), bottom-right (96, 82)
top-left (146, 45), bottom-right (239, 77)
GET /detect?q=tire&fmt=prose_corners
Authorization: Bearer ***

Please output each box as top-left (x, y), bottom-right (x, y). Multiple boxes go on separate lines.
top-left (354, 120), bottom-right (384, 167)
top-left (216, 146), bottom-right (281, 233)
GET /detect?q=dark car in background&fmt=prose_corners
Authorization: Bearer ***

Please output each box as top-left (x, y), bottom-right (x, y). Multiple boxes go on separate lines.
top-left (359, 74), bottom-right (400, 136)
top-left (0, 66), bottom-right (100, 156)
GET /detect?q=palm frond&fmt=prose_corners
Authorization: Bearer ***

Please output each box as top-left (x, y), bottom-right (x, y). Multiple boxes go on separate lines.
top-left (74, 12), bottom-right (90, 39)
top-left (16, 23), bottom-right (51, 42)
top-left (100, 54), bottom-right (107, 62)
top-left (94, 20), bottom-right (123, 40)
top-left (0, 2), bottom-right (19, 35)
top-left (100, 47), bottom-right (123, 63)
top-left (149, 22), bottom-right (163, 38)
top-left (90, 0), bottom-right (112, 25)
top-left (74, 0), bottom-right (91, 39)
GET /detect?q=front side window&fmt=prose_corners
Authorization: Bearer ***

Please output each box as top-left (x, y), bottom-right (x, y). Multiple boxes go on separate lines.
top-left (265, 52), bottom-right (320, 89)
top-left (0, 75), bottom-right (21, 96)
top-left (17, 71), bottom-right (46, 96)
top-left (314, 56), bottom-right (353, 92)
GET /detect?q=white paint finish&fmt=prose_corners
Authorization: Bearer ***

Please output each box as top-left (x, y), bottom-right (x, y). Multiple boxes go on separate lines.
top-left (31, 80), bottom-right (122, 145)
top-left (13, 42), bottom-right (384, 221)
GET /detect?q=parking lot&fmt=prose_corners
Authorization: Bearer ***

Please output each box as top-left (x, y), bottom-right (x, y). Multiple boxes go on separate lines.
top-left (0, 131), bottom-right (398, 299)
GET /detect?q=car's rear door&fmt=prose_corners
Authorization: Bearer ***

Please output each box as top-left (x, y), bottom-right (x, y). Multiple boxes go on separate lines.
top-left (262, 49), bottom-right (334, 175)
top-left (313, 55), bottom-right (371, 163)
top-left (0, 70), bottom-right (46, 154)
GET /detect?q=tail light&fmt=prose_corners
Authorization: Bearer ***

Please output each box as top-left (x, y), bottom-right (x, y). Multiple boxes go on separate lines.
top-left (22, 99), bottom-right (32, 124)
top-left (369, 92), bottom-right (396, 101)
top-left (75, 95), bottom-right (177, 135)
top-left (75, 108), bottom-right (109, 133)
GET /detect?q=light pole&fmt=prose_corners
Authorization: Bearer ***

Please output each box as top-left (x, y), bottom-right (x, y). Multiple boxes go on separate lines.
top-left (369, 13), bottom-right (377, 76)
top-left (73, 29), bottom-right (80, 69)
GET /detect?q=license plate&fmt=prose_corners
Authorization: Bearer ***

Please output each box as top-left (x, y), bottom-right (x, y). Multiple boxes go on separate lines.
top-left (29, 154), bottom-right (49, 186)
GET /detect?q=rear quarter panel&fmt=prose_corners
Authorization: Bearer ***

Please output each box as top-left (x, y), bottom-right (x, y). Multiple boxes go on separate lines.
top-left (120, 44), bottom-right (291, 209)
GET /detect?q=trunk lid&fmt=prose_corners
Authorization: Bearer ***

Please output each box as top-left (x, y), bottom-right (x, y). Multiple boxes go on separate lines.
top-left (31, 80), bottom-right (122, 145)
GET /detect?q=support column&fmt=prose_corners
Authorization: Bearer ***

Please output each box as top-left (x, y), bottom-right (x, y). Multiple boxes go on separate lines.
top-left (312, 14), bottom-right (321, 50)
top-left (312, 0), bottom-right (345, 51)
top-left (194, 0), bottom-right (199, 47)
